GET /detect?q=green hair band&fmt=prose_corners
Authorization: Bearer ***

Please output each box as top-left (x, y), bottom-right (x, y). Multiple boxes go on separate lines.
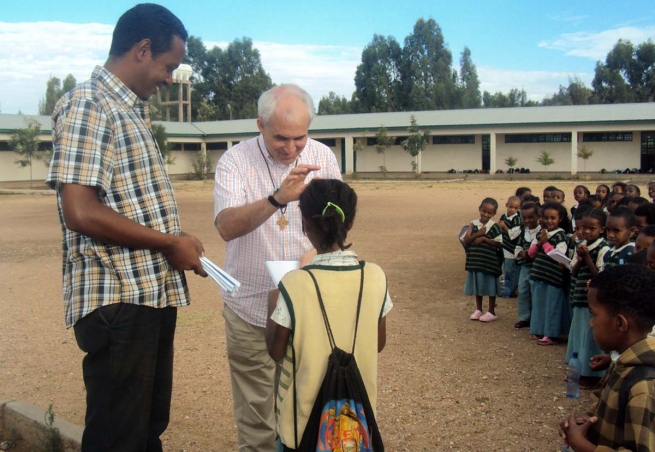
top-left (322, 202), bottom-right (345, 222)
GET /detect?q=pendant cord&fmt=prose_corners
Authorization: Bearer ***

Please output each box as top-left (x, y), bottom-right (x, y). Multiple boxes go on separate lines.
top-left (257, 138), bottom-right (298, 215)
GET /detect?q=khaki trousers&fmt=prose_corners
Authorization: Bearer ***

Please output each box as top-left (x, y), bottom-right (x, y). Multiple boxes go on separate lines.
top-left (223, 305), bottom-right (277, 452)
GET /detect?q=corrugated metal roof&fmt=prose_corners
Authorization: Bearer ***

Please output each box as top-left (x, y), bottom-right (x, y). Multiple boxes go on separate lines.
top-left (1, 103), bottom-right (653, 137)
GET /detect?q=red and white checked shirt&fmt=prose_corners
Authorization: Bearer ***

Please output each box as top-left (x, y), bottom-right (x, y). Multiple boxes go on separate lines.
top-left (46, 66), bottom-right (189, 328)
top-left (214, 135), bottom-right (342, 327)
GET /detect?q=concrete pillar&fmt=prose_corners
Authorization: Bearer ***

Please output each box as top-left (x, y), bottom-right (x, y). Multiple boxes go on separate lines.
top-left (490, 133), bottom-right (497, 174)
top-left (571, 131), bottom-right (578, 175)
top-left (344, 135), bottom-right (354, 175)
top-left (416, 151), bottom-right (422, 175)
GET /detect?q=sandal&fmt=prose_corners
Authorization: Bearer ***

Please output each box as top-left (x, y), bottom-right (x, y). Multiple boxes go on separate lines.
top-left (537, 336), bottom-right (558, 346)
top-left (529, 334), bottom-right (542, 340)
top-left (469, 310), bottom-right (483, 320)
top-left (479, 312), bottom-right (498, 323)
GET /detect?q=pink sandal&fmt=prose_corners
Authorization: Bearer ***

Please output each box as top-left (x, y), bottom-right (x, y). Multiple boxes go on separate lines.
top-left (537, 336), bottom-right (557, 346)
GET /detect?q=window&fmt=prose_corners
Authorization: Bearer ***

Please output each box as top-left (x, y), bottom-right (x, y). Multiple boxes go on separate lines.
top-left (505, 133), bottom-right (571, 143)
top-left (0, 141), bottom-right (10, 151)
top-left (642, 132), bottom-right (655, 173)
top-left (183, 143), bottom-right (202, 151)
top-left (366, 136), bottom-right (407, 146)
top-left (583, 132), bottom-right (633, 142)
top-left (432, 135), bottom-right (475, 145)
top-left (169, 143), bottom-right (182, 151)
top-left (316, 138), bottom-right (336, 147)
top-left (206, 142), bottom-right (228, 151)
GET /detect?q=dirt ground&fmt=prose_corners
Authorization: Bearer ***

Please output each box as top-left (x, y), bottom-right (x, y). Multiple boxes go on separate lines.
top-left (1, 179), bottom-right (603, 451)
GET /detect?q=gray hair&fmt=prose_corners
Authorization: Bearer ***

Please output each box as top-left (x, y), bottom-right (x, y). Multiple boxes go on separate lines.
top-left (257, 84), bottom-right (316, 126)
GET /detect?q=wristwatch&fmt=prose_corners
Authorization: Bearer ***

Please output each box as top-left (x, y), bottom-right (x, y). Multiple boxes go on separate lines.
top-left (267, 191), bottom-right (287, 209)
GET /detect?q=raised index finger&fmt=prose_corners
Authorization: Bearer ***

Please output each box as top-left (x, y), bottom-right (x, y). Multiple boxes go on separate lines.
top-left (294, 164), bottom-right (321, 174)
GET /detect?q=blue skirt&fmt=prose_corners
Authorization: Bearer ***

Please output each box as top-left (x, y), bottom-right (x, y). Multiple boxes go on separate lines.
top-left (566, 306), bottom-right (605, 377)
top-left (529, 281), bottom-right (571, 337)
top-left (463, 271), bottom-right (501, 297)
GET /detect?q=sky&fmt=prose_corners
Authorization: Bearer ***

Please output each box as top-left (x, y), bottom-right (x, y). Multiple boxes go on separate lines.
top-left (1, 0), bottom-right (654, 115)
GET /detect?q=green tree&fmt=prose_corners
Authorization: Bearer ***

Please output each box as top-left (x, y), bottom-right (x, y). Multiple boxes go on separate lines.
top-left (577, 144), bottom-right (594, 173)
top-left (400, 18), bottom-right (457, 111)
top-left (374, 125), bottom-right (396, 175)
top-left (536, 150), bottom-right (555, 173)
top-left (482, 88), bottom-right (537, 108)
top-left (151, 123), bottom-right (175, 165)
top-left (401, 115), bottom-right (430, 174)
top-left (592, 38), bottom-right (655, 103)
top-left (505, 156), bottom-right (518, 169)
top-left (11, 118), bottom-right (47, 186)
top-left (317, 92), bottom-right (352, 115)
top-left (184, 36), bottom-right (273, 120)
top-left (352, 35), bottom-right (403, 113)
top-left (542, 76), bottom-right (592, 106)
top-left (457, 47), bottom-right (481, 108)
top-left (39, 74), bottom-right (77, 115)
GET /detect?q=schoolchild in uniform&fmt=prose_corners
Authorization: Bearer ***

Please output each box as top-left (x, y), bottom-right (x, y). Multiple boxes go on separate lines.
top-left (635, 203), bottom-right (655, 229)
top-left (528, 202), bottom-right (572, 345)
top-left (266, 179), bottom-right (391, 451)
top-left (499, 196), bottom-right (522, 298)
top-left (648, 181), bottom-right (655, 203)
top-left (596, 184), bottom-right (611, 208)
top-left (463, 198), bottom-right (503, 323)
top-left (571, 185), bottom-right (591, 221)
top-left (602, 207), bottom-right (637, 271)
top-left (625, 184), bottom-right (641, 197)
top-left (566, 209), bottom-right (611, 389)
top-left (514, 202), bottom-right (541, 329)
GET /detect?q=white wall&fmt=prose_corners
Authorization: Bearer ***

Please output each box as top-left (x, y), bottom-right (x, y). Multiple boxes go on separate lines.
top-left (496, 137), bottom-right (572, 173)
top-left (422, 141), bottom-right (481, 172)
top-left (576, 133), bottom-right (641, 173)
top-left (355, 145), bottom-right (415, 172)
top-left (0, 151), bottom-right (51, 182)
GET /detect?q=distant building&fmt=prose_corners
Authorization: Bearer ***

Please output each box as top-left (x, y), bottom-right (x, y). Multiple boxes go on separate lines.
top-left (1, 103), bottom-right (653, 182)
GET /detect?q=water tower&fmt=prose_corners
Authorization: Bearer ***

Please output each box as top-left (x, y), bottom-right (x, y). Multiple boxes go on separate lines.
top-left (157, 63), bottom-right (193, 122)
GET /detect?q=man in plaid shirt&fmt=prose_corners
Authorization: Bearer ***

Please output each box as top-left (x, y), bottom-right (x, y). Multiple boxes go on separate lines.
top-left (46, 4), bottom-right (205, 451)
top-left (560, 265), bottom-right (655, 451)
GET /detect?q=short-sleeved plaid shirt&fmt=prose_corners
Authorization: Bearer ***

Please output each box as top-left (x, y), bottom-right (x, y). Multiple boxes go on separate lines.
top-left (586, 337), bottom-right (655, 451)
top-left (46, 65), bottom-right (189, 328)
top-left (213, 135), bottom-right (342, 327)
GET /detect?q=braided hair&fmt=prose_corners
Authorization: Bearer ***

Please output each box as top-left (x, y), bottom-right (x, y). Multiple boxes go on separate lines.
top-left (299, 179), bottom-right (357, 251)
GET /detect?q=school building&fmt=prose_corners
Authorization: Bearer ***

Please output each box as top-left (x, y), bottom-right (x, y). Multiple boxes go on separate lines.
top-left (1, 102), bottom-right (654, 182)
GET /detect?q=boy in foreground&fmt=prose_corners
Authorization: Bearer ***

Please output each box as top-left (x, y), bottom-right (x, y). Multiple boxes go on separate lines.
top-left (560, 265), bottom-right (655, 451)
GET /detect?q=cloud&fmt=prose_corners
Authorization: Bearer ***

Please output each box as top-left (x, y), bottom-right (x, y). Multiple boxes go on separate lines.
top-left (204, 40), bottom-right (361, 104)
top-left (0, 21), bottom-right (601, 114)
top-left (477, 66), bottom-right (593, 101)
top-left (0, 21), bottom-right (112, 114)
top-left (538, 25), bottom-right (655, 60)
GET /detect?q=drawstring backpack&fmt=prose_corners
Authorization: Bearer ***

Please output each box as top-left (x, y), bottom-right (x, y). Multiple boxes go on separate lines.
top-left (289, 265), bottom-right (384, 451)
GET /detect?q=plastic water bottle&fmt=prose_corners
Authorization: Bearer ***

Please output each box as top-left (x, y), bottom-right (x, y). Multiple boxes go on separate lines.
top-left (566, 352), bottom-right (581, 398)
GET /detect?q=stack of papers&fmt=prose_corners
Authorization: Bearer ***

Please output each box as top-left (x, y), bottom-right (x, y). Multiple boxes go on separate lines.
top-left (547, 249), bottom-right (571, 266)
top-left (200, 257), bottom-right (240, 295)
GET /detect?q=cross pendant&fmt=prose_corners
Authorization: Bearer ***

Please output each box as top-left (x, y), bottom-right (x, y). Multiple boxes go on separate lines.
top-left (277, 214), bottom-right (289, 231)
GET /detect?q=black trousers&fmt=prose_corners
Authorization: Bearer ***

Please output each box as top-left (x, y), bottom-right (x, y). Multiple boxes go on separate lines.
top-left (74, 303), bottom-right (177, 452)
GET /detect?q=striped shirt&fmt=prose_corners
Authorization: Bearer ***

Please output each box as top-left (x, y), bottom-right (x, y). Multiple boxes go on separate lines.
top-left (464, 219), bottom-right (503, 276)
top-left (46, 65), bottom-right (188, 328)
top-left (500, 212), bottom-right (522, 259)
top-left (214, 135), bottom-right (342, 327)
top-left (529, 229), bottom-right (568, 288)
top-left (569, 237), bottom-right (610, 306)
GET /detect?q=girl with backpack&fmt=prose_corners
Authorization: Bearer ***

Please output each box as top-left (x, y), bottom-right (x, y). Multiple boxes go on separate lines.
top-left (266, 178), bottom-right (391, 452)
